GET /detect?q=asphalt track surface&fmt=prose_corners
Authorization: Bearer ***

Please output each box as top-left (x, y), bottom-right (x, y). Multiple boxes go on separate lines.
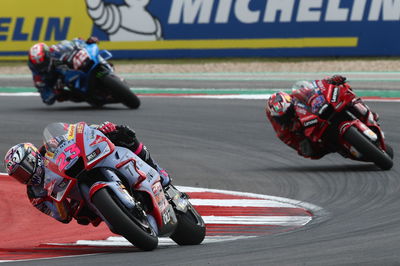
top-left (0, 79), bottom-right (399, 265)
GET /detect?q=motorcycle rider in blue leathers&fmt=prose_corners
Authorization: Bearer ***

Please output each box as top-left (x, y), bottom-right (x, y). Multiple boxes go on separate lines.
top-left (28, 37), bottom-right (99, 105)
top-left (4, 122), bottom-right (171, 225)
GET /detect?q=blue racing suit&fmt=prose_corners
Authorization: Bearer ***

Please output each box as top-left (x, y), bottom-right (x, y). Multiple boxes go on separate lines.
top-left (28, 39), bottom-right (88, 105)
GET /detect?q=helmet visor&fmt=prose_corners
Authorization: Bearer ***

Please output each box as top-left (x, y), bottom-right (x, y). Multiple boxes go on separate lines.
top-left (34, 59), bottom-right (51, 73)
top-left (10, 151), bottom-right (37, 184)
top-left (12, 164), bottom-right (33, 184)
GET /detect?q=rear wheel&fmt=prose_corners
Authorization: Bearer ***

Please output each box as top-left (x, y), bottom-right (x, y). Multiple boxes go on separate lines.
top-left (101, 75), bottom-right (141, 109)
top-left (344, 126), bottom-right (393, 170)
top-left (170, 204), bottom-right (206, 245)
top-left (92, 188), bottom-right (158, 251)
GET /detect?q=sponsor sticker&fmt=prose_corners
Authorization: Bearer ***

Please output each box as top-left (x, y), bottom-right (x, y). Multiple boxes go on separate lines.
top-left (318, 103), bottom-right (330, 116)
top-left (331, 87), bottom-right (339, 103)
top-left (77, 123), bottom-right (84, 134)
top-left (303, 118), bottom-right (318, 127)
top-left (86, 148), bottom-right (100, 162)
top-left (67, 125), bottom-right (76, 140)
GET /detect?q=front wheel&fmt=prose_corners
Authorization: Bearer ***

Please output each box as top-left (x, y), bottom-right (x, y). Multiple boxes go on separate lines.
top-left (91, 188), bottom-right (158, 251)
top-left (101, 75), bottom-right (141, 109)
top-left (170, 204), bottom-right (206, 245)
top-left (386, 143), bottom-right (394, 159)
top-left (343, 126), bottom-right (393, 170)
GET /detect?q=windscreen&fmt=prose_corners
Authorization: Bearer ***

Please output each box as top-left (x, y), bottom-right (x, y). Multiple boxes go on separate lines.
top-left (43, 122), bottom-right (70, 153)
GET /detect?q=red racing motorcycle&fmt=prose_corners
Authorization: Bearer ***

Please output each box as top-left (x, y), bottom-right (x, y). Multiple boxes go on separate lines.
top-left (297, 82), bottom-right (393, 170)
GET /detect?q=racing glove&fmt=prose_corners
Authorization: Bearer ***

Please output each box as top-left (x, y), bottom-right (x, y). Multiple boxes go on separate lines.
top-left (98, 121), bottom-right (118, 135)
top-left (327, 75), bottom-right (347, 86)
top-left (99, 123), bottom-right (140, 152)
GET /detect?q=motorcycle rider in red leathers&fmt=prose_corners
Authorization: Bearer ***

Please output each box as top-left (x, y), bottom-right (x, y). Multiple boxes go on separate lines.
top-left (3, 122), bottom-right (171, 226)
top-left (265, 75), bottom-right (378, 159)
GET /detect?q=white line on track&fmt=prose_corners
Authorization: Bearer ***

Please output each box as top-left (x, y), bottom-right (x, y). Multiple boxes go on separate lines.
top-left (190, 198), bottom-right (304, 208)
top-left (177, 186), bottom-right (321, 213)
top-left (203, 216), bottom-right (312, 226)
top-left (47, 235), bottom-right (256, 248)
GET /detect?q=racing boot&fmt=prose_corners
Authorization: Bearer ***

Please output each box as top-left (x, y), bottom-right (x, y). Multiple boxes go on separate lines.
top-left (132, 142), bottom-right (171, 187)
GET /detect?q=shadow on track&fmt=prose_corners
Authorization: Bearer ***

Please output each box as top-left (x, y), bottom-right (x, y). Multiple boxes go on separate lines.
top-left (19, 105), bottom-right (134, 112)
top-left (262, 163), bottom-right (379, 173)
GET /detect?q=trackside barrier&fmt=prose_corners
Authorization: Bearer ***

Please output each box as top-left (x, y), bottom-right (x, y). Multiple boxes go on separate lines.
top-left (1, 0), bottom-right (400, 60)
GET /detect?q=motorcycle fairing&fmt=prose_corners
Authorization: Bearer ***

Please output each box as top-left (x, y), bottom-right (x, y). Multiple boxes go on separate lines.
top-left (43, 122), bottom-right (178, 235)
top-left (96, 146), bottom-right (178, 233)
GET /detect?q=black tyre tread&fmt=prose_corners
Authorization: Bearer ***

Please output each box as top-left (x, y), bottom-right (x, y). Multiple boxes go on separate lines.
top-left (92, 188), bottom-right (158, 251)
top-left (102, 75), bottom-right (141, 109)
top-left (344, 126), bottom-right (393, 170)
top-left (386, 143), bottom-right (394, 159)
top-left (170, 206), bottom-right (206, 245)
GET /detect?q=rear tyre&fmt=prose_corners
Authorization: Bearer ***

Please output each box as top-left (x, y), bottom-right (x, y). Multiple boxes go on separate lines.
top-left (101, 75), bottom-right (141, 109)
top-left (344, 126), bottom-right (393, 170)
top-left (170, 204), bottom-right (206, 245)
top-left (92, 188), bottom-right (158, 251)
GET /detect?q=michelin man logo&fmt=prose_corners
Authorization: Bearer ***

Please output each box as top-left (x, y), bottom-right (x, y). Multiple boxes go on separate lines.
top-left (85, 0), bottom-right (163, 41)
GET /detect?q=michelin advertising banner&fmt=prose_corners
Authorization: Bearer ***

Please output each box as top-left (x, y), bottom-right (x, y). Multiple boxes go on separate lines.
top-left (1, 0), bottom-right (400, 60)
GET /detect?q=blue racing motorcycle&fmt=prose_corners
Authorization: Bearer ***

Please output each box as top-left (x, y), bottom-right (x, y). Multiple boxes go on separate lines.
top-left (56, 41), bottom-right (140, 109)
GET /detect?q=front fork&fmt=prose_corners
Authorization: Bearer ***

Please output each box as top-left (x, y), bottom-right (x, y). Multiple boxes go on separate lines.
top-left (79, 168), bottom-right (158, 233)
top-left (338, 112), bottom-right (386, 158)
top-left (164, 185), bottom-right (190, 213)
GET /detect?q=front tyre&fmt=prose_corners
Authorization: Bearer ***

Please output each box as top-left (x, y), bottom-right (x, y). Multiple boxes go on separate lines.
top-left (170, 204), bottom-right (206, 245)
top-left (101, 75), bottom-right (141, 109)
top-left (386, 143), bottom-right (394, 159)
top-left (91, 188), bottom-right (158, 251)
top-left (344, 126), bottom-right (393, 170)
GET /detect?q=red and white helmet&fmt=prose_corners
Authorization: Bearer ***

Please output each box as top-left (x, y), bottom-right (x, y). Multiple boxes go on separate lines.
top-left (28, 43), bottom-right (51, 73)
top-left (267, 92), bottom-right (293, 117)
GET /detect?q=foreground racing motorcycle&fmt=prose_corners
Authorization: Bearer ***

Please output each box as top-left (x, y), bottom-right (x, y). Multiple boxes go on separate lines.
top-left (43, 122), bottom-right (205, 251)
top-left (56, 42), bottom-right (140, 109)
top-left (299, 82), bottom-right (393, 170)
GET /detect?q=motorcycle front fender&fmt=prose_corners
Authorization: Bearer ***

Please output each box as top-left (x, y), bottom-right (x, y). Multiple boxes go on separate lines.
top-left (339, 119), bottom-right (378, 143)
top-left (135, 181), bottom-right (178, 237)
top-left (78, 168), bottom-right (137, 210)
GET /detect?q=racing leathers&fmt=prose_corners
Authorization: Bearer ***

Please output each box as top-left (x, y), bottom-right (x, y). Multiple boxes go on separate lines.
top-left (28, 38), bottom-right (95, 105)
top-left (266, 76), bottom-right (375, 159)
top-left (26, 122), bottom-right (171, 225)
